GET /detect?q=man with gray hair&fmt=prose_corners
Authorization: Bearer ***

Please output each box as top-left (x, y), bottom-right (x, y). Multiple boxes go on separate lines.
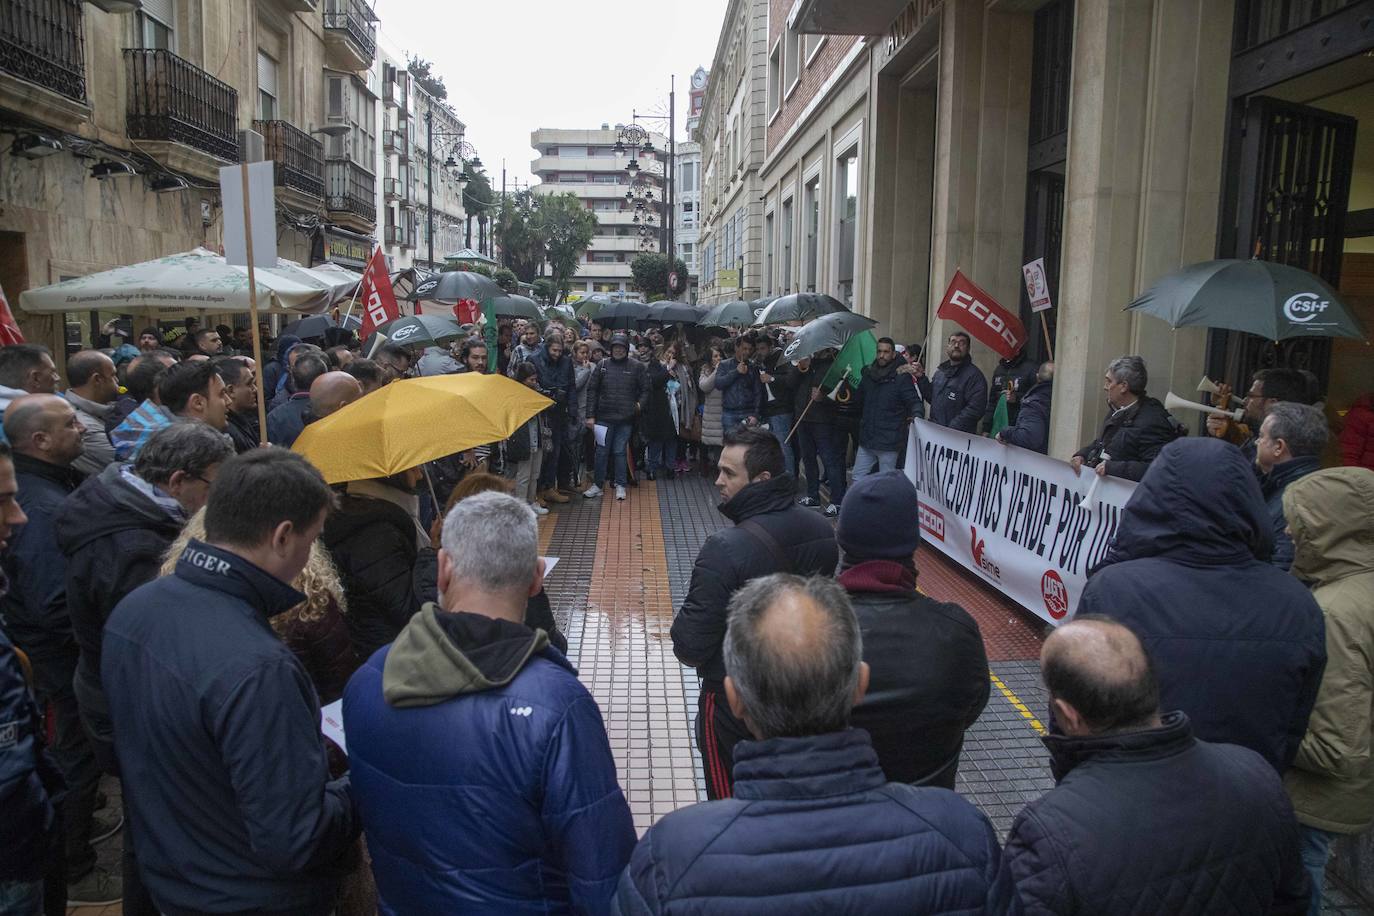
top-left (615, 573), bottom-right (1014, 914)
top-left (1256, 401), bottom-right (1328, 571)
top-left (1071, 354), bottom-right (1181, 481)
top-left (344, 491), bottom-right (635, 913)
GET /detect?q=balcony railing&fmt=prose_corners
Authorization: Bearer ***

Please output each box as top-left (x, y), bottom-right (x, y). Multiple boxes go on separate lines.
top-left (323, 0), bottom-right (377, 66)
top-left (384, 176), bottom-right (406, 201)
top-left (254, 120), bottom-right (324, 199)
top-left (326, 158), bottom-right (376, 224)
top-left (385, 223), bottom-right (410, 247)
top-left (1, 0), bottom-right (87, 103)
top-left (125, 49), bottom-right (239, 162)
top-left (383, 128), bottom-right (408, 158)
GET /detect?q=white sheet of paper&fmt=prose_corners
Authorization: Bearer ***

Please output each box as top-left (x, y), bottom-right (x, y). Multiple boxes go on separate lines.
top-left (541, 556), bottom-right (559, 577)
top-left (320, 699), bottom-right (346, 754)
top-left (594, 424), bottom-right (608, 447)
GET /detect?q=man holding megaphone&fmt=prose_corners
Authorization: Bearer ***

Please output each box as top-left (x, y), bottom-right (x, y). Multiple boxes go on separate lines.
top-left (1070, 355), bottom-right (1184, 482)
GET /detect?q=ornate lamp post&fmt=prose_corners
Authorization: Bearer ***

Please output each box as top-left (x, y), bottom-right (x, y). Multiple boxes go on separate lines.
top-left (423, 107), bottom-right (480, 270)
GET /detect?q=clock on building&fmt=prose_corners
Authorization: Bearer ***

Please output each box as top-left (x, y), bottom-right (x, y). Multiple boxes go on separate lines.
top-left (691, 68), bottom-right (708, 90)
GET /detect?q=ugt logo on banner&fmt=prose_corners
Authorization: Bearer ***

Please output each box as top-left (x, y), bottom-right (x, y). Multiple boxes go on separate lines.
top-left (937, 270), bottom-right (1027, 359)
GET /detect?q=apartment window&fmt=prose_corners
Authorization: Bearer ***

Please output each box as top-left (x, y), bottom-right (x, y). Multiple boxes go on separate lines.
top-left (593, 199), bottom-right (619, 211)
top-left (803, 176), bottom-right (819, 292)
top-left (136, 0), bottom-right (174, 50)
top-left (257, 51), bottom-right (279, 121)
top-left (592, 174), bottom-right (619, 183)
top-left (681, 242), bottom-right (694, 262)
top-left (804, 33), bottom-right (826, 64)
top-left (590, 252), bottom-right (616, 263)
top-left (680, 161), bottom-right (697, 193)
top-left (768, 41), bottom-right (781, 114)
top-left (783, 24), bottom-right (800, 91)
top-left (835, 147), bottom-right (859, 305)
top-left (562, 173), bottom-right (586, 183)
top-left (546, 147), bottom-right (560, 157)
top-left (781, 197), bottom-right (794, 292)
top-left (764, 211), bottom-right (775, 296)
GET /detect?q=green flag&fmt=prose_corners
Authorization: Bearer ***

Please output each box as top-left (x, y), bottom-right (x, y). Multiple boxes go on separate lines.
top-left (481, 298), bottom-right (498, 373)
top-left (820, 330), bottom-right (878, 390)
top-left (989, 391), bottom-right (1009, 438)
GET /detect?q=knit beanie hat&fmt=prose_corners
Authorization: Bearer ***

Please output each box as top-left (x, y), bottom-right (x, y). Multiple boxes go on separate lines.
top-left (836, 470), bottom-right (922, 560)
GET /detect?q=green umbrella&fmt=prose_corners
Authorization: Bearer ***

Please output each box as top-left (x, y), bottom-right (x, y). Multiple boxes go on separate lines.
top-left (1127, 259), bottom-right (1367, 341)
top-left (490, 294), bottom-right (543, 321)
top-left (700, 300), bottom-right (756, 329)
top-left (573, 294), bottom-right (618, 318)
top-left (821, 329), bottom-right (879, 389)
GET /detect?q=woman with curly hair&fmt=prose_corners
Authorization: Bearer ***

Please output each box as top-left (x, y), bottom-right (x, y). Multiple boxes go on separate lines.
top-left (161, 510), bottom-right (359, 704)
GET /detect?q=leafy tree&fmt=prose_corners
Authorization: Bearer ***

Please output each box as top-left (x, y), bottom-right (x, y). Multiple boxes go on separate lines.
top-left (407, 58), bottom-right (448, 101)
top-left (494, 191), bottom-right (545, 283)
top-left (531, 278), bottom-right (556, 304)
top-left (463, 168), bottom-right (495, 257)
top-left (541, 194), bottom-right (598, 304)
top-left (492, 267), bottom-right (518, 293)
top-left (630, 252), bottom-right (690, 299)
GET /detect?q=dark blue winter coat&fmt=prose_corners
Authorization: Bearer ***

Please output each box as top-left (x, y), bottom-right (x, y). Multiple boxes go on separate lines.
top-left (102, 540), bottom-right (358, 915)
top-left (0, 622), bottom-right (63, 883)
top-left (1003, 712), bottom-right (1309, 915)
top-left (919, 359), bottom-right (988, 433)
top-left (344, 605), bottom-right (635, 915)
top-left (855, 360), bottom-right (923, 452)
top-left (998, 379), bottom-right (1052, 454)
top-left (1261, 455), bottom-right (1321, 572)
top-left (1077, 438), bottom-right (1326, 772)
top-left (611, 728), bottom-right (1018, 915)
top-left (531, 344), bottom-right (575, 413)
top-left (714, 358), bottom-right (765, 416)
top-left (0, 453), bottom-right (84, 661)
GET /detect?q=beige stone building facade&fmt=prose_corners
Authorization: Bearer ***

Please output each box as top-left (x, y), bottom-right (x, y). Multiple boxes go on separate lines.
top-left (0, 0), bottom-right (381, 351)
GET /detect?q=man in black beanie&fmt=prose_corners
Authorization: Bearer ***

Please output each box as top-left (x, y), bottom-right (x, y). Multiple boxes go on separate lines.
top-left (836, 470), bottom-right (990, 788)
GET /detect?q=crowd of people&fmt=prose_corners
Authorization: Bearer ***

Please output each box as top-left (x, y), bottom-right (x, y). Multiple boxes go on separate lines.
top-left (0, 304), bottom-right (1370, 916)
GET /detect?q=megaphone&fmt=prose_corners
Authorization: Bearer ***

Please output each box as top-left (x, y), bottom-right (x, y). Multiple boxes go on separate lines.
top-left (1165, 391), bottom-right (1242, 422)
top-left (1196, 376), bottom-right (1244, 408)
top-left (827, 366), bottom-right (853, 400)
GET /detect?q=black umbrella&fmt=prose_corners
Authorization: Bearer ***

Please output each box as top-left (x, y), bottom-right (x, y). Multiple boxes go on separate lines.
top-left (366, 314), bottom-right (466, 350)
top-left (281, 313), bottom-right (361, 340)
top-left (407, 270), bottom-right (504, 303)
top-left (643, 301), bottom-right (705, 325)
top-left (780, 311), bottom-right (878, 363)
top-left (700, 300), bottom-right (756, 329)
top-left (755, 292), bottom-right (849, 326)
top-left (489, 294), bottom-right (543, 321)
top-left (593, 300), bottom-right (651, 330)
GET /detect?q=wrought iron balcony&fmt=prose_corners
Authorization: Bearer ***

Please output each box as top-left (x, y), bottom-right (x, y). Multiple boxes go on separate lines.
top-left (253, 120), bottom-right (324, 199)
top-left (326, 158), bottom-right (376, 224)
top-left (383, 128), bottom-right (408, 159)
top-left (1, 0), bottom-right (87, 103)
top-left (384, 177), bottom-right (404, 201)
top-left (323, 0), bottom-right (377, 71)
top-left (385, 223), bottom-right (410, 247)
top-left (124, 49), bottom-right (239, 162)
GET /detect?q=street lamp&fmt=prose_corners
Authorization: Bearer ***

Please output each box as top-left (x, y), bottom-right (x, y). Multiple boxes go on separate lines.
top-left (423, 107), bottom-right (479, 270)
top-left (617, 79), bottom-right (679, 290)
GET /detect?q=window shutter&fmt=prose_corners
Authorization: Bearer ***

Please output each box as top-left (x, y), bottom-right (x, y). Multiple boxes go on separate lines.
top-left (142, 0), bottom-right (173, 25)
top-left (257, 51), bottom-right (278, 99)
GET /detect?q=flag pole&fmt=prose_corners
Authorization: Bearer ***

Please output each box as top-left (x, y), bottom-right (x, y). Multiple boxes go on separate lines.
top-left (785, 366), bottom-right (850, 444)
top-left (240, 162), bottom-right (269, 447)
top-left (1039, 312), bottom-right (1054, 361)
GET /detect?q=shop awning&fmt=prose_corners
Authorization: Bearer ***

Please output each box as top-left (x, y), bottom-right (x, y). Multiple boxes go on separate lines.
top-left (793, 0), bottom-right (913, 35)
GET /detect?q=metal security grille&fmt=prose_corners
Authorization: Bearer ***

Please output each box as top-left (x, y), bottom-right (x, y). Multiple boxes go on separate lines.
top-left (0, 0), bottom-right (87, 103)
top-left (124, 48), bottom-right (239, 162)
top-left (1234, 0), bottom-right (1361, 51)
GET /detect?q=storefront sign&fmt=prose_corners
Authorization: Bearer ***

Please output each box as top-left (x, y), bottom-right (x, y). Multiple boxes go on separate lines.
top-left (326, 234), bottom-right (374, 267)
top-left (717, 269), bottom-right (740, 290)
top-left (904, 420), bottom-right (1137, 624)
top-left (883, 0), bottom-right (942, 60)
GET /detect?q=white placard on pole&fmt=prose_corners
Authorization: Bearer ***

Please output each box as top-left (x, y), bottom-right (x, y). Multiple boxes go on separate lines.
top-left (220, 161), bottom-right (278, 269)
top-left (1022, 257), bottom-right (1053, 313)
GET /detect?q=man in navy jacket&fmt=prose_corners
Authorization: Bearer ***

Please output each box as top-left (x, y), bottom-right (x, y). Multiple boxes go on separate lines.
top-left (997, 362), bottom-right (1053, 454)
top-left (618, 573), bottom-right (1014, 914)
top-left (714, 334), bottom-right (765, 432)
top-left (102, 450), bottom-right (357, 915)
top-left (914, 331), bottom-right (988, 433)
top-left (345, 491), bottom-right (634, 914)
top-left (853, 337), bottom-right (923, 479)
top-left (1077, 438), bottom-right (1326, 772)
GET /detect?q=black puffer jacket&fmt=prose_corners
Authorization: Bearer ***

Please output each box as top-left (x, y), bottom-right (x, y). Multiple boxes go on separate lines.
top-left (671, 475), bottom-right (838, 684)
top-left (530, 345), bottom-right (574, 413)
top-left (855, 361), bottom-right (923, 452)
top-left (1003, 712), bottom-right (1308, 915)
top-left (1073, 395), bottom-right (1181, 481)
top-left (919, 359), bottom-right (987, 433)
top-left (985, 350), bottom-right (1040, 429)
top-left (840, 561), bottom-right (990, 787)
top-left (792, 357), bottom-right (838, 426)
top-left (586, 354), bottom-right (648, 424)
top-left (53, 463), bottom-right (185, 767)
top-left (641, 359), bottom-right (677, 440)
top-left (321, 492), bottom-right (422, 659)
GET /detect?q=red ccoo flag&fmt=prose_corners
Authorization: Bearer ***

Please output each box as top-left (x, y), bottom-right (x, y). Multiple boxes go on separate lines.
top-left (936, 270), bottom-right (1027, 360)
top-left (0, 282), bottom-right (24, 346)
top-left (357, 246), bottom-right (401, 341)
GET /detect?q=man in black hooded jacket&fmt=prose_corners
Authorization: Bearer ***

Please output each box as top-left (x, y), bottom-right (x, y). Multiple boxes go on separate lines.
top-left (1071, 355), bottom-right (1181, 481)
top-left (1076, 437), bottom-right (1326, 772)
top-left (670, 426), bottom-right (837, 799)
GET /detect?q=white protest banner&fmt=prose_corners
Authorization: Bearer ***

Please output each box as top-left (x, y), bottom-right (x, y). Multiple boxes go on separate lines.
top-left (904, 419), bottom-right (1137, 625)
top-left (1022, 257), bottom-right (1053, 313)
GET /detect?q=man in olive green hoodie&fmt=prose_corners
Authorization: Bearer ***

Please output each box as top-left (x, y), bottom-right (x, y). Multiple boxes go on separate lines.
top-left (1283, 467), bottom-right (1374, 915)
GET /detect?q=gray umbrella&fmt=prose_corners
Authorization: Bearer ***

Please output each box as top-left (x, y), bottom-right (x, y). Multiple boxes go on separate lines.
top-left (700, 300), bottom-right (756, 329)
top-left (643, 301), bottom-right (705, 325)
top-left (754, 292), bottom-right (849, 326)
top-left (407, 270), bottom-right (504, 304)
top-left (780, 311), bottom-right (878, 363)
top-left (366, 314), bottom-right (465, 350)
top-left (1127, 259), bottom-right (1367, 341)
top-left (490, 294), bottom-right (543, 321)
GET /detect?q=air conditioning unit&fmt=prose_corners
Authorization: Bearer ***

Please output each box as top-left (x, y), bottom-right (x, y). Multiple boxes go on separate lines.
top-left (239, 129), bottom-right (265, 164)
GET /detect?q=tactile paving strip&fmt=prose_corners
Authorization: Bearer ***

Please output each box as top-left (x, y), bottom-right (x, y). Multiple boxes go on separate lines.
top-left (916, 546), bottom-right (1050, 662)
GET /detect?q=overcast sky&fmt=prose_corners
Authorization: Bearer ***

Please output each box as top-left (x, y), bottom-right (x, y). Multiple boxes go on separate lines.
top-left (373, 0), bottom-right (728, 193)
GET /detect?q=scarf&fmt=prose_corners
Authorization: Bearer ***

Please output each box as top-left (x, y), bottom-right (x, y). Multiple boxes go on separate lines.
top-left (836, 558), bottom-right (918, 594)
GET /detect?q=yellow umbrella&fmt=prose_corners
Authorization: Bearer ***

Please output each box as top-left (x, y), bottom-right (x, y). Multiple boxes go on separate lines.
top-left (293, 373), bottom-right (552, 484)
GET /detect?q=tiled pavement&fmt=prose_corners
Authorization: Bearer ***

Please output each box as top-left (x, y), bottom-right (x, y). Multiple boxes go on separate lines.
top-left (70, 468), bottom-right (1372, 914)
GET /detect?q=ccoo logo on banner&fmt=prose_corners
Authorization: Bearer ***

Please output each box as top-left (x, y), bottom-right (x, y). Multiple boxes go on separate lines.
top-left (903, 420), bottom-right (1137, 624)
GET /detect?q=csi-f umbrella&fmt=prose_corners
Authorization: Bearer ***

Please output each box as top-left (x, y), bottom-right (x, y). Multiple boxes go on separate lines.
top-left (700, 300), bottom-right (756, 329)
top-left (407, 270), bottom-right (504, 304)
top-left (643, 301), bottom-right (705, 325)
top-left (754, 292), bottom-right (849, 326)
top-left (489, 294), bottom-right (543, 322)
top-left (780, 311), bottom-right (878, 364)
top-left (1127, 259), bottom-right (1367, 341)
top-left (293, 373), bottom-right (552, 484)
top-left (591, 300), bottom-right (651, 330)
top-left (365, 314), bottom-right (465, 351)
